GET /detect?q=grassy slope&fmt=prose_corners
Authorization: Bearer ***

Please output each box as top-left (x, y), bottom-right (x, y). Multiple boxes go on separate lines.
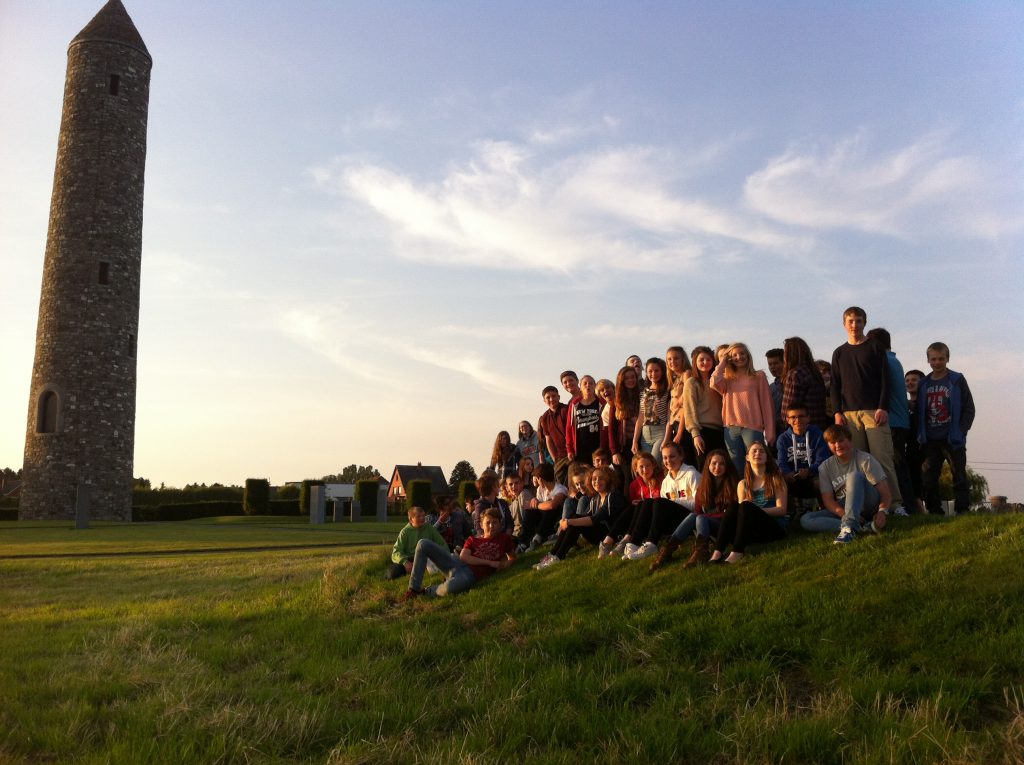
top-left (0, 518), bottom-right (405, 556)
top-left (0, 514), bottom-right (1021, 764)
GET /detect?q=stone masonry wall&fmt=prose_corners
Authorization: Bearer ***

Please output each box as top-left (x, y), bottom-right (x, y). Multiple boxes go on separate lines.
top-left (20, 33), bottom-right (151, 521)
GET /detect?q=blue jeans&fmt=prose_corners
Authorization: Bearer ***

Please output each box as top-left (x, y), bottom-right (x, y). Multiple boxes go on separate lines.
top-left (800, 471), bottom-right (880, 533)
top-left (723, 426), bottom-right (765, 474)
top-left (670, 511), bottom-right (721, 541)
top-left (640, 424), bottom-right (667, 462)
top-left (409, 539), bottom-right (476, 597)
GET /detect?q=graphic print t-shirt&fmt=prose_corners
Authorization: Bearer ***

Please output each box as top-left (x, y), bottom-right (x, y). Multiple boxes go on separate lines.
top-left (923, 377), bottom-right (952, 440)
top-left (573, 399), bottom-right (601, 463)
top-left (462, 532), bottom-right (515, 581)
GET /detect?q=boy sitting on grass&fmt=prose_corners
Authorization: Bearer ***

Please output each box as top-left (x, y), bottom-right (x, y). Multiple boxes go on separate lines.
top-left (800, 424), bottom-right (892, 545)
top-left (386, 506), bottom-right (448, 580)
top-left (776, 404), bottom-right (830, 513)
top-left (402, 507), bottom-right (516, 600)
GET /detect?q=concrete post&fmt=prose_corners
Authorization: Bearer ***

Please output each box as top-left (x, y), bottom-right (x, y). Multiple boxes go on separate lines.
top-left (75, 484), bottom-right (90, 529)
top-left (376, 487), bottom-right (387, 522)
top-left (310, 485), bottom-right (326, 524)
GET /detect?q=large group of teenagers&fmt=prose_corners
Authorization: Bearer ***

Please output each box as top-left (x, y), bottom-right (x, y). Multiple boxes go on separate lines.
top-left (388, 306), bottom-right (977, 601)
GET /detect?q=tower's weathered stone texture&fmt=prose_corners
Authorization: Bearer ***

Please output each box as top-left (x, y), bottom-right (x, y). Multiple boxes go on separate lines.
top-left (20, 1), bottom-right (151, 521)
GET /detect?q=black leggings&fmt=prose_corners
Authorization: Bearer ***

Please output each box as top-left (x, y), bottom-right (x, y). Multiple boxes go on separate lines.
top-left (695, 427), bottom-right (726, 472)
top-left (627, 498), bottom-right (687, 545)
top-left (606, 504), bottom-right (638, 540)
top-left (714, 501), bottom-right (786, 554)
top-left (552, 520), bottom-right (609, 559)
top-left (521, 508), bottom-right (558, 542)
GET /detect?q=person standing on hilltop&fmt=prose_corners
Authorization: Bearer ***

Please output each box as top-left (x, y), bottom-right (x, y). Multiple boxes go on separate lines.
top-left (829, 306), bottom-right (905, 515)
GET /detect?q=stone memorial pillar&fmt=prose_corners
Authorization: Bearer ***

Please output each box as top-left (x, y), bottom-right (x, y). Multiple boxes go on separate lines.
top-left (310, 485), bottom-right (326, 525)
top-left (75, 484), bottom-right (91, 529)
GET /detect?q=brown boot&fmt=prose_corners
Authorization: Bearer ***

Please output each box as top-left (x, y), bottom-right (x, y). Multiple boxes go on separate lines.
top-left (649, 538), bottom-right (680, 572)
top-left (682, 536), bottom-right (711, 569)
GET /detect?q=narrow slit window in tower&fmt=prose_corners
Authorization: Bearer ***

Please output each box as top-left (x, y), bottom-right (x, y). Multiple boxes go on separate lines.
top-left (38, 391), bottom-right (60, 434)
top-left (109, 74), bottom-right (120, 95)
top-left (98, 261), bottom-right (110, 284)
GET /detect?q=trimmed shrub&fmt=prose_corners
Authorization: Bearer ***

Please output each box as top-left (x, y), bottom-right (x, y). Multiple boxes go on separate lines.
top-left (299, 480), bottom-right (323, 515)
top-left (268, 499), bottom-right (301, 516)
top-left (458, 480), bottom-right (479, 509)
top-left (406, 479), bottom-right (433, 513)
top-left (275, 484), bottom-right (300, 500)
top-left (132, 485), bottom-right (243, 506)
top-left (132, 501), bottom-right (245, 522)
top-left (243, 478), bottom-right (270, 515)
top-left (0, 507), bottom-right (18, 521)
top-left (355, 480), bottom-right (380, 517)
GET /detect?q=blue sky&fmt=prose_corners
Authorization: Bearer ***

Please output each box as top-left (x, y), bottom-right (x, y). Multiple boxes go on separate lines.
top-left (2, 1), bottom-right (1022, 499)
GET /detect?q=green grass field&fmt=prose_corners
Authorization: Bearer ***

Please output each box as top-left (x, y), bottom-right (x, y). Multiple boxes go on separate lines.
top-left (1, 513), bottom-right (1021, 764)
top-left (0, 517), bottom-right (404, 557)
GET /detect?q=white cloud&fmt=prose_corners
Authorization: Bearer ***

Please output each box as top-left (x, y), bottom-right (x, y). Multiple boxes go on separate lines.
top-left (743, 130), bottom-right (1024, 240)
top-left (275, 305), bottom-right (529, 397)
top-left (309, 137), bottom-right (807, 275)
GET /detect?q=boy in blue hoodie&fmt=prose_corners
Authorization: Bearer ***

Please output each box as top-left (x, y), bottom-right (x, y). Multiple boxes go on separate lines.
top-left (917, 342), bottom-right (976, 515)
top-left (776, 404), bottom-right (831, 512)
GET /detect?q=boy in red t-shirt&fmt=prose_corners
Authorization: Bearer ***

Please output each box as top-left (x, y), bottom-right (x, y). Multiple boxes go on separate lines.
top-left (403, 508), bottom-right (516, 600)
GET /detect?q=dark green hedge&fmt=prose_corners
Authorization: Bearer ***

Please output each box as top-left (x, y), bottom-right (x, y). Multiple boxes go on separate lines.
top-left (244, 478), bottom-right (270, 515)
top-left (132, 501), bottom-right (245, 522)
top-left (355, 480), bottom-right (380, 516)
top-left (0, 508), bottom-right (17, 521)
top-left (133, 486), bottom-right (243, 506)
top-left (458, 480), bottom-right (479, 508)
top-left (268, 499), bottom-right (301, 516)
top-left (406, 479), bottom-right (433, 512)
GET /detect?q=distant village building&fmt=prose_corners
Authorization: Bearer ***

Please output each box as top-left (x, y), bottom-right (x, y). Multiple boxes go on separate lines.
top-left (387, 463), bottom-right (449, 501)
top-left (20, 1), bottom-right (151, 521)
top-left (1, 478), bottom-right (23, 499)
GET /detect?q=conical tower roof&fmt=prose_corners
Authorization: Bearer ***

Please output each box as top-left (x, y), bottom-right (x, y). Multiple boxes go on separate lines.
top-left (70, 0), bottom-right (150, 60)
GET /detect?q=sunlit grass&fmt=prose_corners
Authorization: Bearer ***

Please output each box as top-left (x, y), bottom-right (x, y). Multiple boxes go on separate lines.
top-left (0, 517), bottom-right (405, 557)
top-left (1, 513), bottom-right (1021, 763)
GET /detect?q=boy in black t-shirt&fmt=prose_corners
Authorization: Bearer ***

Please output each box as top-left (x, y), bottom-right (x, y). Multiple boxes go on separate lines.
top-left (567, 375), bottom-right (602, 465)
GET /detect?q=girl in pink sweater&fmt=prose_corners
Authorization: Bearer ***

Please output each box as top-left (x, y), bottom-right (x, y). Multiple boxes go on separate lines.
top-left (711, 342), bottom-right (776, 474)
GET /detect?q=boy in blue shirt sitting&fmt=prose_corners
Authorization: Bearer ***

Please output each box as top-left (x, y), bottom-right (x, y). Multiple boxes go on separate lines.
top-left (776, 404), bottom-right (830, 514)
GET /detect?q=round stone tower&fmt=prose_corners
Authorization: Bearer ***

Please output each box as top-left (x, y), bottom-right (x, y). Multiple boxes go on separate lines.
top-left (20, 1), bottom-right (151, 521)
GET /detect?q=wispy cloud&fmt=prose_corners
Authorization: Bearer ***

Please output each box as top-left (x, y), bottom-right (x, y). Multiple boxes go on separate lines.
top-left (743, 130), bottom-right (1024, 240)
top-left (275, 304), bottom-right (529, 396)
top-left (309, 136), bottom-right (807, 275)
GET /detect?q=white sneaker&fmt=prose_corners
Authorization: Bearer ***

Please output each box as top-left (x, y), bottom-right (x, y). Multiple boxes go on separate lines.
top-left (597, 541), bottom-right (613, 559)
top-left (834, 527), bottom-right (856, 545)
top-left (533, 553), bottom-right (560, 570)
top-left (609, 539), bottom-right (628, 558)
top-left (890, 505), bottom-right (909, 517)
top-left (622, 542), bottom-right (639, 560)
top-left (634, 541), bottom-right (658, 560)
